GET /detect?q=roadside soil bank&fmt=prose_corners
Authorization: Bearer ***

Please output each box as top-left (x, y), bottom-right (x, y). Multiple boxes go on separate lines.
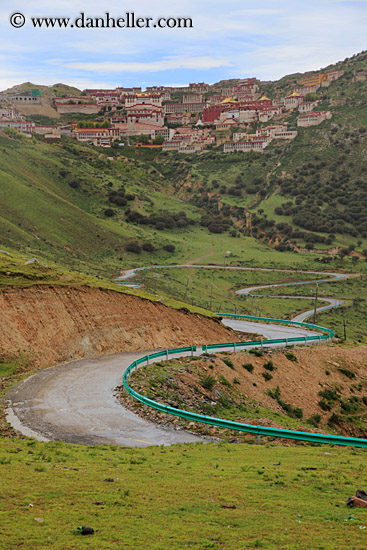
top-left (0, 285), bottom-right (239, 370)
top-left (120, 344), bottom-right (367, 441)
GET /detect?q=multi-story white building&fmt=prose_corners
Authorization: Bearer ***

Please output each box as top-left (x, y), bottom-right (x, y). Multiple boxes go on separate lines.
top-left (297, 111), bottom-right (332, 127)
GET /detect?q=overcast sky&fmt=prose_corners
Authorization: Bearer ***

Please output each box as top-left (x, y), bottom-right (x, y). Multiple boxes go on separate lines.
top-left (0, 0), bottom-right (366, 90)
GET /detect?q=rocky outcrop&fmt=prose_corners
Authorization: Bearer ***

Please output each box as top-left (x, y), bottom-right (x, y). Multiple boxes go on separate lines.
top-left (0, 285), bottom-right (234, 368)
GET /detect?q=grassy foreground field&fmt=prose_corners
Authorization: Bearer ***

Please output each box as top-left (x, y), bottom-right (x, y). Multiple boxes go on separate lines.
top-left (0, 437), bottom-right (366, 550)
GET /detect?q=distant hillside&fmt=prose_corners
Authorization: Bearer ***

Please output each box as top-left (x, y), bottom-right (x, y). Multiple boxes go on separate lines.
top-left (1, 82), bottom-right (83, 118)
top-left (2, 82), bottom-right (82, 99)
top-left (2, 51), bottom-right (367, 273)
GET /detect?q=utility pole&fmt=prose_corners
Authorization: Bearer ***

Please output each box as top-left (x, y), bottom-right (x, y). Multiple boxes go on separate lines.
top-left (313, 284), bottom-right (319, 324)
top-left (343, 317), bottom-right (347, 341)
top-left (251, 295), bottom-right (254, 315)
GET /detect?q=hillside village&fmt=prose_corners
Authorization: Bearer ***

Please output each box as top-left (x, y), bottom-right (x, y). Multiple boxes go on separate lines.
top-left (0, 69), bottom-right (342, 153)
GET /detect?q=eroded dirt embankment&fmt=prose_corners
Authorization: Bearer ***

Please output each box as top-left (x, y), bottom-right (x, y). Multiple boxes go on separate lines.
top-left (0, 285), bottom-right (235, 369)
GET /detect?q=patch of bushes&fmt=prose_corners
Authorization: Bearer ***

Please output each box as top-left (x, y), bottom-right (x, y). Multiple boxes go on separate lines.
top-left (318, 388), bottom-right (340, 402)
top-left (104, 208), bottom-right (115, 217)
top-left (218, 395), bottom-right (231, 409)
top-left (338, 367), bottom-right (356, 379)
top-left (328, 413), bottom-right (342, 427)
top-left (263, 361), bottom-right (275, 372)
top-left (249, 349), bottom-right (263, 357)
top-left (285, 352), bottom-right (297, 362)
top-left (243, 363), bottom-right (254, 373)
top-left (340, 397), bottom-right (360, 414)
top-left (223, 358), bottom-right (234, 370)
top-left (200, 374), bottom-right (216, 391)
top-left (68, 179), bottom-right (80, 189)
top-left (262, 372), bottom-right (273, 381)
top-left (318, 399), bottom-right (332, 411)
top-left (219, 375), bottom-right (231, 388)
top-left (126, 209), bottom-right (195, 231)
top-left (125, 241), bottom-right (141, 254)
top-left (141, 242), bottom-right (155, 252)
top-left (307, 414), bottom-right (321, 427)
top-left (267, 385), bottom-right (303, 418)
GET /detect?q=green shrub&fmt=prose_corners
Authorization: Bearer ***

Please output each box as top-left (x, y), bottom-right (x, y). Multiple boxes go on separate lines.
top-left (285, 352), bottom-right (297, 362)
top-left (218, 395), bottom-right (231, 409)
top-left (200, 374), bottom-right (216, 391)
top-left (267, 386), bottom-right (281, 400)
top-left (104, 208), bottom-right (115, 217)
top-left (318, 399), bottom-right (332, 411)
top-left (249, 349), bottom-right (263, 357)
top-left (338, 367), bottom-right (356, 379)
top-left (293, 408), bottom-right (303, 419)
top-left (223, 358), bottom-right (234, 370)
top-left (125, 241), bottom-right (141, 254)
top-left (318, 389), bottom-right (339, 402)
top-left (219, 375), bottom-right (231, 388)
top-left (233, 378), bottom-right (240, 385)
top-left (243, 363), bottom-right (254, 373)
top-left (262, 372), bottom-right (273, 381)
top-left (307, 414), bottom-right (321, 427)
top-left (263, 361), bottom-right (275, 372)
top-left (328, 413), bottom-right (341, 427)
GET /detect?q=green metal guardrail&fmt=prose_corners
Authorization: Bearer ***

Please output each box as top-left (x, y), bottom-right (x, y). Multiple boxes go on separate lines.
top-left (122, 315), bottom-right (367, 448)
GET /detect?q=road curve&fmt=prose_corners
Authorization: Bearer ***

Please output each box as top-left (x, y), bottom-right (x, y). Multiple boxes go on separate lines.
top-left (5, 352), bottom-right (203, 447)
top-left (6, 265), bottom-right (348, 446)
top-left (117, 264), bottom-right (348, 321)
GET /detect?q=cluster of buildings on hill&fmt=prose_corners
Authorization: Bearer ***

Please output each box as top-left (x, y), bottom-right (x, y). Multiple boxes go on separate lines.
top-left (0, 69), bottom-right (343, 152)
top-left (0, 106), bottom-right (66, 138)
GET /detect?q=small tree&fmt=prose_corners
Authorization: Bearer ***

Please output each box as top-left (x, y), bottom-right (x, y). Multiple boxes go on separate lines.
top-left (153, 134), bottom-right (165, 145)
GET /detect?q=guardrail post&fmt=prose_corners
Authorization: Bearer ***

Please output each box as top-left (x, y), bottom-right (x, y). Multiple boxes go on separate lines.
top-left (260, 339), bottom-right (263, 350)
top-left (304, 337), bottom-right (307, 345)
top-left (257, 434), bottom-right (261, 445)
top-left (191, 346), bottom-right (194, 357)
top-left (166, 350), bottom-right (169, 360)
top-left (285, 338), bottom-right (288, 347)
top-left (146, 355), bottom-right (150, 365)
top-left (233, 342), bottom-right (236, 354)
top-left (318, 336), bottom-right (321, 345)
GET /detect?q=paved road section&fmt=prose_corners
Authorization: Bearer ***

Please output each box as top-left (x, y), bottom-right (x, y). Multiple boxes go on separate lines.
top-left (222, 318), bottom-right (320, 340)
top-left (7, 265), bottom-right (347, 446)
top-left (5, 352), bottom-right (203, 447)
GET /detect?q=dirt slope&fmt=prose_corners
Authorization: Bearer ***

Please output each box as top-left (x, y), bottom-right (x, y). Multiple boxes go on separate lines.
top-left (124, 345), bottom-right (367, 439)
top-left (0, 285), bottom-right (235, 369)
